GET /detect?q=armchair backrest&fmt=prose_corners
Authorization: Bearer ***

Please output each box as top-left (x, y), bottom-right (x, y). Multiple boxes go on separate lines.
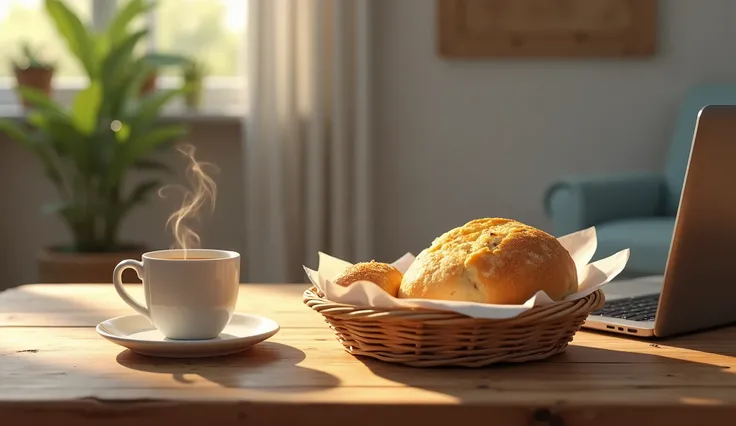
top-left (664, 84), bottom-right (736, 215)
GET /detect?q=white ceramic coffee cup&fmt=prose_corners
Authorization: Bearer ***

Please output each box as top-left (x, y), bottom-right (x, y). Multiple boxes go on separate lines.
top-left (113, 249), bottom-right (240, 340)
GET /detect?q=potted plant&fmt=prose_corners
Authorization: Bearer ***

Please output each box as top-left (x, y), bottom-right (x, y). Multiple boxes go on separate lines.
top-left (13, 42), bottom-right (55, 109)
top-left (0, 0), bottom-right (189, 283)
top-left (182, 59), bottom-right (206, 111)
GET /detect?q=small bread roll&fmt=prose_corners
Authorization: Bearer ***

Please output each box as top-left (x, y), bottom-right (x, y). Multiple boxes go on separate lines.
top-left (398, 218), bottom-right (578, 304)
top-left (333, 260), bottom-right (403, 297)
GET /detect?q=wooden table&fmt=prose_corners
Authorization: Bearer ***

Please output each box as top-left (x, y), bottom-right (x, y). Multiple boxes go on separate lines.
top-left (2, 284), bottom-right (736, 426)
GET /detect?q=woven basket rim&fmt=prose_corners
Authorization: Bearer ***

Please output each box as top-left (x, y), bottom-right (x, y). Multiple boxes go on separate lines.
top-left (303, 285), bottom-right (604, 321)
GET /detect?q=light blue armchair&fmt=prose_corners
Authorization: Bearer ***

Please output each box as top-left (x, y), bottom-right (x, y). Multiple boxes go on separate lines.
top-left (544, 85), bottom-right (736, 277)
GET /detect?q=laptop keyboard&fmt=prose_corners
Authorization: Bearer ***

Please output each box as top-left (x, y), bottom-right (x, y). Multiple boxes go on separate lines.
top-left (590, 294), bottom-right (659, 322)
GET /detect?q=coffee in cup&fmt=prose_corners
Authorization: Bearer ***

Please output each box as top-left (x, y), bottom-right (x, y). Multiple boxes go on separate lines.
top-left (113, 249), bottom-right (240, 340)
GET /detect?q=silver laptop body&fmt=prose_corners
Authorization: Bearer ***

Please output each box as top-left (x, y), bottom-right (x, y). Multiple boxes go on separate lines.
top-left (582, 105), bottom-right (736, 338)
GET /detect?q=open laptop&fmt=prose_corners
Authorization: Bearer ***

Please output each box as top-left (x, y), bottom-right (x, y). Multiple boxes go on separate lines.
top-left (582, 105), bottom-right (736, 338)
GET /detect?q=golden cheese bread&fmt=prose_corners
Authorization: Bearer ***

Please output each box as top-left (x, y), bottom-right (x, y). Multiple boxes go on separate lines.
top-left (333, 260), bottom-right (403, 297)
top-left (398, 218), bottom-right (578, 304)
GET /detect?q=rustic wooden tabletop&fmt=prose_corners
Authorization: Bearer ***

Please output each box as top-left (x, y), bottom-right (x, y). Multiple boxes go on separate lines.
top-left (2, 284), bottom-right (736, 426)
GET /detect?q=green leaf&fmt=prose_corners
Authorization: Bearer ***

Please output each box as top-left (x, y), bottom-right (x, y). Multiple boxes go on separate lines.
top-left (104, 58), bottom-right (152, 117)
top-left (18, 86), bottom-right (67, 116)
top-left (71, 81), bottom-right (102, 135)
top-left (16, 102), bottom-right (84, 178)
top-left (128, 88), bottom-right (184, 126)
top-left (0, 119), bottom-right (69, 194)
top-left (27, 133), bottom-right (68, 197)
top-left (105, 125), bottom-right (187, 189)
top-left (99, 29), bottom-right (149, 116)
top-left (36, 115), bottom-right (89, 173)
top-left (129, 125), bottom-right (188, 159)
top-left (26, 112), bottom-right (70, 156)
top-left (45, 0), bottom-right (96, 77)
top-left (142, 53), bottom-right (189, 68)
top-left (27, 111), bottom-right (47, 128)
top-left (93, 33), bottom-right (111, 65)
top-left (87, 131), bottom-right (119, 177)
top-left (0, 119), bottom-right (32, 150)
top-left (114, 121), bottom-right (131, 143)
top-left (101, 29), bottom-right (148, 85)
top-left (26, 113), bottom-right (65, 158)
top-left (107, 0), bottom-right (156, 46)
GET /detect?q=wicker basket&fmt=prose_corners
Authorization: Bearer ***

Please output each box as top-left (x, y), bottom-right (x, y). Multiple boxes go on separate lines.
top-left (303, 286), bottom-right (605, 367)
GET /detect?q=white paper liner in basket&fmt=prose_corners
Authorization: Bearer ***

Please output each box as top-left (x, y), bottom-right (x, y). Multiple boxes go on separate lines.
top-left (304, 227), bottom-right (630, 320)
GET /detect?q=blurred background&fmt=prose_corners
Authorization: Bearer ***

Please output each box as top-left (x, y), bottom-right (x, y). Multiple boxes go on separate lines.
top-left (0, 0), bottom-right (731, 290)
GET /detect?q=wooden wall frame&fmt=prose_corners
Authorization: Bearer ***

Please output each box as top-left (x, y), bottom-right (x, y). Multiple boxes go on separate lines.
top-left (437, 0), bottom-right (657, 58)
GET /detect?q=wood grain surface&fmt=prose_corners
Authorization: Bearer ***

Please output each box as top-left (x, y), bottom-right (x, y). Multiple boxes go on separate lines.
top-left (2, 284), bottom-right (736, 425)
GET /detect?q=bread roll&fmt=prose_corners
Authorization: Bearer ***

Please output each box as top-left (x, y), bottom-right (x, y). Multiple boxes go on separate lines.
top-left (333, 260), bottom-right (403, 297)
top-left (398, 218), bottom-right (578, 304)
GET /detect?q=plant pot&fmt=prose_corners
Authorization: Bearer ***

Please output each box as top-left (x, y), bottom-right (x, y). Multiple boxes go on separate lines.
top-left (14, 66), bottom-right (54, 108)
top-left (38, 246), bottom-right (147, 284)
top-left (141, 72), bottom-right (157, 95)
top-left (184, 80), bottom-right (203, 111)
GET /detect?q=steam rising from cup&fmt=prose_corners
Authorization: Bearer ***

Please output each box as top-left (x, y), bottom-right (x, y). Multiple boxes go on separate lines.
top-left (158, 144), bottom-right (218, 258)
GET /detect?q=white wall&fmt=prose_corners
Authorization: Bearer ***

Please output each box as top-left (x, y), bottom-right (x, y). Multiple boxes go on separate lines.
top-left (372, 0), bottom-right (736, 261)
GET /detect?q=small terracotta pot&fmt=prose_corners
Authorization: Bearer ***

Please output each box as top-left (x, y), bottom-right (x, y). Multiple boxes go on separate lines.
top-left (141, 72), bottom-right (157, 95)
top-left (38, 246), bottom-right (147, 284)
top-left (14, 66), bottom-right (54, 108)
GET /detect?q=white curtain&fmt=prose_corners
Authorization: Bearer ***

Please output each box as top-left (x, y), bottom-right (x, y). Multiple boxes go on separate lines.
top-left (242, 0), bottom-right (373, 282)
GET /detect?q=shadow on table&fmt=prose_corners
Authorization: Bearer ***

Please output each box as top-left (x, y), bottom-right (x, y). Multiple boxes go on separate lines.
top-left (581, 322), bottom-right (736, 359)
top-left (116, 341), bottom-right (340, 391)
top-left (356, 344), bottom-right (736, 402)
top-left (652, 325), bottom-right (736, 359)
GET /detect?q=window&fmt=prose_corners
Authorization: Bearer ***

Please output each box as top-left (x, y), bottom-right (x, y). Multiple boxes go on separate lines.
top-left (155, 0), bottom-right (246, 78)
top-left (0, 0), bottom-right (246, 113)
top-left (152, 0), bottom-right (247, 111)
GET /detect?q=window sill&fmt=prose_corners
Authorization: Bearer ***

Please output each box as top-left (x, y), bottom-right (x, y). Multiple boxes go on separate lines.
top-left (0, 104), bottom-right (243, 124)
top-left (0, 76), bottom-right (245, 124)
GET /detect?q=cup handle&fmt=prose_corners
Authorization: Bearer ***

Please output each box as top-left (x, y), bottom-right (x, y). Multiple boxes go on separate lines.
top-left (113, 259), bottom-right (150, 319)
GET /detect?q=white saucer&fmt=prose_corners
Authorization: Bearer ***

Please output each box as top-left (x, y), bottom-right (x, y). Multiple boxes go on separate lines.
top-left (96, 313), bottom-right (280, 358)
